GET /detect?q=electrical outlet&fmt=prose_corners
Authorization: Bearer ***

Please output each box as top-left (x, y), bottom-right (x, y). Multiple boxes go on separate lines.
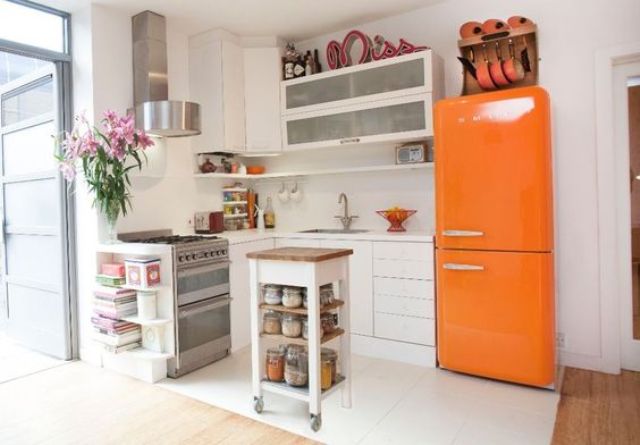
top-left (556, 332), bottom-right (566, 349)
top-left (187, 217), bottom-right (194, 228)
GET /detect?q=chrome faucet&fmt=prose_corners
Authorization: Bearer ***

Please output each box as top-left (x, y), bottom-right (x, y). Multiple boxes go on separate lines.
top-left (335, 193), bottom-right (358, 230)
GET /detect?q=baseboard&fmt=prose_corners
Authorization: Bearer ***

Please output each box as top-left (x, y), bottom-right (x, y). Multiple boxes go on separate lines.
top-left (351, 334), bottom-right (436, 367)
top-left (559, 350), bottom-right (620, 375)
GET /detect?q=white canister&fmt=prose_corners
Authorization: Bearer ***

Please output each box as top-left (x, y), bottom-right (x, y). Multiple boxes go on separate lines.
top-left (136, 290), bottom-right (157, 320)
top-left (142, 325), bottom-right (164, 353)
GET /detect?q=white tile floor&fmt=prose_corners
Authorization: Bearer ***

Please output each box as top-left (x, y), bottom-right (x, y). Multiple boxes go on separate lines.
top-left (0, 332), bottom-right (66, 383)
top-left (158, 347), bottom-right (559, 445)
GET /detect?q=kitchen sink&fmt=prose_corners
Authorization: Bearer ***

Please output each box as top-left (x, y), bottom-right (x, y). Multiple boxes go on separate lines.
top-left (298, 229), bottom-right (370, 234)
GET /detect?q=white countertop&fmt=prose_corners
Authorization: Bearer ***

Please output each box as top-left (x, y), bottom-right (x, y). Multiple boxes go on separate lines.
top-left (220, 228), bottom-right (434, 245)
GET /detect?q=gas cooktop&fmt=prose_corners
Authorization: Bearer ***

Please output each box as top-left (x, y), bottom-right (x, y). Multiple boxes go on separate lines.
top-left (130, 235), bottom-right (221, 245)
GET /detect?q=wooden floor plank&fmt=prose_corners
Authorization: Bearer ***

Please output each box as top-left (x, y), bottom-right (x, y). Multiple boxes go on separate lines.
top-left (0, 362), bottom-right (318, 445)
top-left (552, 367), bottom-right (640, 445)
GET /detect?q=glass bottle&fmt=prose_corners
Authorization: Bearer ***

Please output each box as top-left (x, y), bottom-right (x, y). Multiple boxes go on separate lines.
top-left (264, 196), bottom-right (276, 229)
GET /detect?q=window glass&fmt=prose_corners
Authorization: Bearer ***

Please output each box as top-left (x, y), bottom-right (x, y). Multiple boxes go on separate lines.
top-left (1, 76), bottom-right (53, 126)
top-left (0, 51), bottom-right (49, 86)
top-left (0, 1), bottom-right (65, 53)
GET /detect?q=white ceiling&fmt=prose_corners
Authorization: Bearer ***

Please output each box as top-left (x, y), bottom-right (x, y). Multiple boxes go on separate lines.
top-left (39, 0), bottom-right (442, 40)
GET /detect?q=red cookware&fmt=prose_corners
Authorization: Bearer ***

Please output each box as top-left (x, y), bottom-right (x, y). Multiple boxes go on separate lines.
top-left (489, 42), bottom-right (510, 87)
top-left (476, 45), bottom-right (497, 91)
top-left (459, 21), bottom-right (484, 39)
top-left (502, 39), bottom-right (525, 83)
top-left (482, 19), bottom-right (510, 35)
top-left (507, 16), bottom-right (534, 28)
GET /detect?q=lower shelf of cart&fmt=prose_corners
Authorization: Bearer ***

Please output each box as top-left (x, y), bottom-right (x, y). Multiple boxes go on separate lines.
top-left (260, 375), bottom-right (346, 402)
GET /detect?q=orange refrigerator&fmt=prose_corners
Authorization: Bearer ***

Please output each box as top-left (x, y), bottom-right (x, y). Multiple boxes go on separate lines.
top-left (434, 86), bottom-right (555, 388)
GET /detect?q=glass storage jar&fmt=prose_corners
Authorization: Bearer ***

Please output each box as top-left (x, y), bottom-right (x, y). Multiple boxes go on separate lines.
top-left (282, 286), bottom-right (303, 308)
top-left (263, 311), bottom-right (281, 335)
top-left (265, 346), bottom-right (286, 382)
top-left (320, 284), bottom-right (334, 306)
top-left (321, 359), bottom-right (333, 390)
top-left (321, 348), bottom-right (338, 383)
top-left (285, 344), bottom-right (308, 387)
top-left (282, 313), bottom-right (302, 338)
top-left (321, 313), bottom-right (336, 334)
top-left (262, 284), bottom-right (283, 305)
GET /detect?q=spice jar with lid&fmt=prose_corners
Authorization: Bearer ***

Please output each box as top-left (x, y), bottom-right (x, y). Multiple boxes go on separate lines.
top-left (262, 284), bottom-right (283, 305)
top-left (266, 346), bottom-right (286, 382)
top-left (263, 311), bottom-right (281, 335)
top-left (285, 344), bottom-right (308, 387)
top-left (282, 313), bottom-right (302, 338)
top-left (321, 348), bottom-right (338, 383)
top-left (282, 286), bottom-right (303, 308)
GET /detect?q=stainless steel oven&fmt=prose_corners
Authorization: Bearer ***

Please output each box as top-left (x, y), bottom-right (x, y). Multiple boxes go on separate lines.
top-left (119, 232), bottom-right (232, 378)
top-left (168, 294), bottom-right (231, 378)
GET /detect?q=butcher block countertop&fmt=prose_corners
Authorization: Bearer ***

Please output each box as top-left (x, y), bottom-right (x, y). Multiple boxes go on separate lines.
top-left (246, 247), bottom-right (353, 262)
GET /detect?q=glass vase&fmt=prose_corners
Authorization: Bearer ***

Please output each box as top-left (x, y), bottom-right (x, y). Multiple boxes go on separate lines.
top-left (105, 217), bottom-right (119, 244)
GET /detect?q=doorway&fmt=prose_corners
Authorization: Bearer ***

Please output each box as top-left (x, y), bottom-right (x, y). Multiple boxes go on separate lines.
top-left (0, 0), bottom-right (75, 382)
top-left (614, 60), bottom-right (640, 371)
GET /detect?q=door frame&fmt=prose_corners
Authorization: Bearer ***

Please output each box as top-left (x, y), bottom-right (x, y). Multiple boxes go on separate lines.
top-left (0, 2), bottom-right (76, 358)
top-left (595, 42), bottom-right (640, 374)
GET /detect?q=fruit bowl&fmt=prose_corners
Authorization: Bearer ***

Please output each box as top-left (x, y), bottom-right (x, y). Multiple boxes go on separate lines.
top-left (376, 208), bottom-right (417, 232)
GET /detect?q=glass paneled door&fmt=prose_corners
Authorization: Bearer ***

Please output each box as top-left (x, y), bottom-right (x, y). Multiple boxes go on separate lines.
top-left (0, 51), bottom-right (72, 359)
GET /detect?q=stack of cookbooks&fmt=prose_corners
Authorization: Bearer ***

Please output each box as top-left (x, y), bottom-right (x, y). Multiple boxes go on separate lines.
top-left (92, 285), bottom-right (141, 353)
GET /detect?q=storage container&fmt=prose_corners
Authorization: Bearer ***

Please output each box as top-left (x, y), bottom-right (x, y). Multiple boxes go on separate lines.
top-left (263, 311), bottom-right (282, 335)
top-left (321, 348), bottom-right (338, 384)
top-left (284, 344), bottom-right (308, 387)
top-left (141, 325), bottom-right (163, 352)
top-left (266, 347), bottom-right (286, 382)
top-left (282, 313), bottom-right (302, 338)
top-left (125, 258), bottom-right (161, 288)
top-left (136, 290), bottom-right (157, 320)
top-left (262, 284), bottom-right (283, 305)
top-left (100, 263), bottom-right (125, 278)
top-left (282, 286), bottom-right (303, 308)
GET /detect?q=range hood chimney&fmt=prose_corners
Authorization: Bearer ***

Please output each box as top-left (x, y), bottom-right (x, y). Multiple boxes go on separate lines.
top-left (132, 11), bottom-right (200, 137)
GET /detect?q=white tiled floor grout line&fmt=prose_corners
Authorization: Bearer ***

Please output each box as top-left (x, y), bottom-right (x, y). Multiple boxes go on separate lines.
top-left (355, 366), bottom-right (431, 444)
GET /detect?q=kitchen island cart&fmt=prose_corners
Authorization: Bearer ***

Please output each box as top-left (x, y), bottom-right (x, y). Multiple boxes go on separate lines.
top-left (247, 247), bottom-right (353, 431)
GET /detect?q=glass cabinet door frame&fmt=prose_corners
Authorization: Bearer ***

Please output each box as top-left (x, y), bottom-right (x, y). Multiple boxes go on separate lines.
top-left (280, 50), bottom-right (434, 116)
top-left (282, 92), bottom-right (433, 151)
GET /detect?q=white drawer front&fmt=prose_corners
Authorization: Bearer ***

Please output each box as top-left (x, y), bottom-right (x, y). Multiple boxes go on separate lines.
top-left (373, 259), bottom-right (433, 280)
top-left (374, 313), bottom-right (435, 346)
top-left (373, 241), bottom-right (433, 262)
top-left (374, 277), bottom-right (434, 299)
top-left (375, 294), bottom-right (434, 319)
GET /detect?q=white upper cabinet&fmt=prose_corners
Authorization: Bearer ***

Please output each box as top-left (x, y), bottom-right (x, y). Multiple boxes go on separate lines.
top-left (189, 30), bottom-right (246, 153)
top-left (281, 51), bottom-right (442, 151)
top-left (243, 47), bottom-right (283, 152)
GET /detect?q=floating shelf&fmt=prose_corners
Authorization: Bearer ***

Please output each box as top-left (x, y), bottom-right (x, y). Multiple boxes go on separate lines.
top-left (261, 328), bottom-right (345, 345)
top-left (194, 162), bottom-right (433, 180)
top-left (260, 300), bottom-right (344, 316)
top-left (121, 284), bottom-right (171, 292)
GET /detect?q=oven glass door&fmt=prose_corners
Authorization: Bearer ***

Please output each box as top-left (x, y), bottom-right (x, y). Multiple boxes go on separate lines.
top-left (177, 261), bottom-right (229, 305)
top-left (178, 295), bottom-right (231, 353)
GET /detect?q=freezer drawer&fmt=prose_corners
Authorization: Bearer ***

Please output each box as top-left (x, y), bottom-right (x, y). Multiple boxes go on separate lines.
top-left (434, 87), bottom-right (553, 252)
top-left (436, 249), bottom-right (555, 387)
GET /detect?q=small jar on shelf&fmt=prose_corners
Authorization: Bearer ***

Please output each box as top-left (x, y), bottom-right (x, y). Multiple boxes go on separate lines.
top-left (262, 284), bottom-right (283, 305)
top-left (284, 344), bottom-right (308, 387)
top-left (266, 346), bottom-right (286, 382)
top-left (282, 286), bottom-right (303, 308)
top-left (282, 313), bottom-right (302, 338)
top-left (263, 311), bottom-right (282, 335)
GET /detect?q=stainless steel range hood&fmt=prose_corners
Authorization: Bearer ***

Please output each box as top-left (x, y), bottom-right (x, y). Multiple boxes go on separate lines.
top-left (132, 11), bottom-right (200, 137)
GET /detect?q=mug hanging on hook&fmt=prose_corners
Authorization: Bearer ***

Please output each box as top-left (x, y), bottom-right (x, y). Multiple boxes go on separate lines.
top-left (290, 182), bottom-right (303, 203)
top-left (277, 183), bottom-right (290, 203)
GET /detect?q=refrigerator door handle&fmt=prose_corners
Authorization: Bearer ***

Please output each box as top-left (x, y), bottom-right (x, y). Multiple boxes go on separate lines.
top-left (443, 263), bottom-right (485, 271)
top-left (442, 230), bottom-right (484, 237)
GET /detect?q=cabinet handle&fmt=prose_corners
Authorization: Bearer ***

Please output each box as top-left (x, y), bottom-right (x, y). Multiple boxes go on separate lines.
top-left (443, 263), bottom-right (484, 271)
top-left (442, 230), bottom-right (484, 237)
top-left (340, 137), bottom-right (361, 144)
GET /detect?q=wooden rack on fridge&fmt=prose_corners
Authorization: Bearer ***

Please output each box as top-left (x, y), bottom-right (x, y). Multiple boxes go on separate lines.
top-left (458, 24), bottom-right (539, 96)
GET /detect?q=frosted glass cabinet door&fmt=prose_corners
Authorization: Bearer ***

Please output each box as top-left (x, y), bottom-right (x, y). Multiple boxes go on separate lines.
top-left (282, 51), bottom-right (432, 114)
top-left (284, 94), bottom-right (432, 150)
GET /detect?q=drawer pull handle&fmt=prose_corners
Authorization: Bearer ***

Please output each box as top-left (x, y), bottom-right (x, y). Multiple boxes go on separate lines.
top-left (443, 263), bottom-right (484, 271)
top-left (340, 137), bottom-right (361, 144)
top-left (442, 230), bottom-right (484, 237)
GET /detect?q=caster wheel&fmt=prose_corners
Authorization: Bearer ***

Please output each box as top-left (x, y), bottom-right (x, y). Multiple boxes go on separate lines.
top-left (253, 396), bottom-right (264, 414)
top-left (310, 414), bottom-right (322, 432)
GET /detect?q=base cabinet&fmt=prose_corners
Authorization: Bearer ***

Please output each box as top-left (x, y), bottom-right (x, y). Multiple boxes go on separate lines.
top-left (229, 239), bottom-right (274, 352)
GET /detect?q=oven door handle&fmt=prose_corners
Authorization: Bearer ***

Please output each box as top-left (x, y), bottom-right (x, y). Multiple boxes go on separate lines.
top-left (177, 260), bottom-right (230, 277)
top-left (179, 297), bottom-right (231, 318)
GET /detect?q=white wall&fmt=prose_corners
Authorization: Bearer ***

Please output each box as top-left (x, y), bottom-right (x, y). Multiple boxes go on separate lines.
top-left (294, 0), bottom-right (640, 371)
